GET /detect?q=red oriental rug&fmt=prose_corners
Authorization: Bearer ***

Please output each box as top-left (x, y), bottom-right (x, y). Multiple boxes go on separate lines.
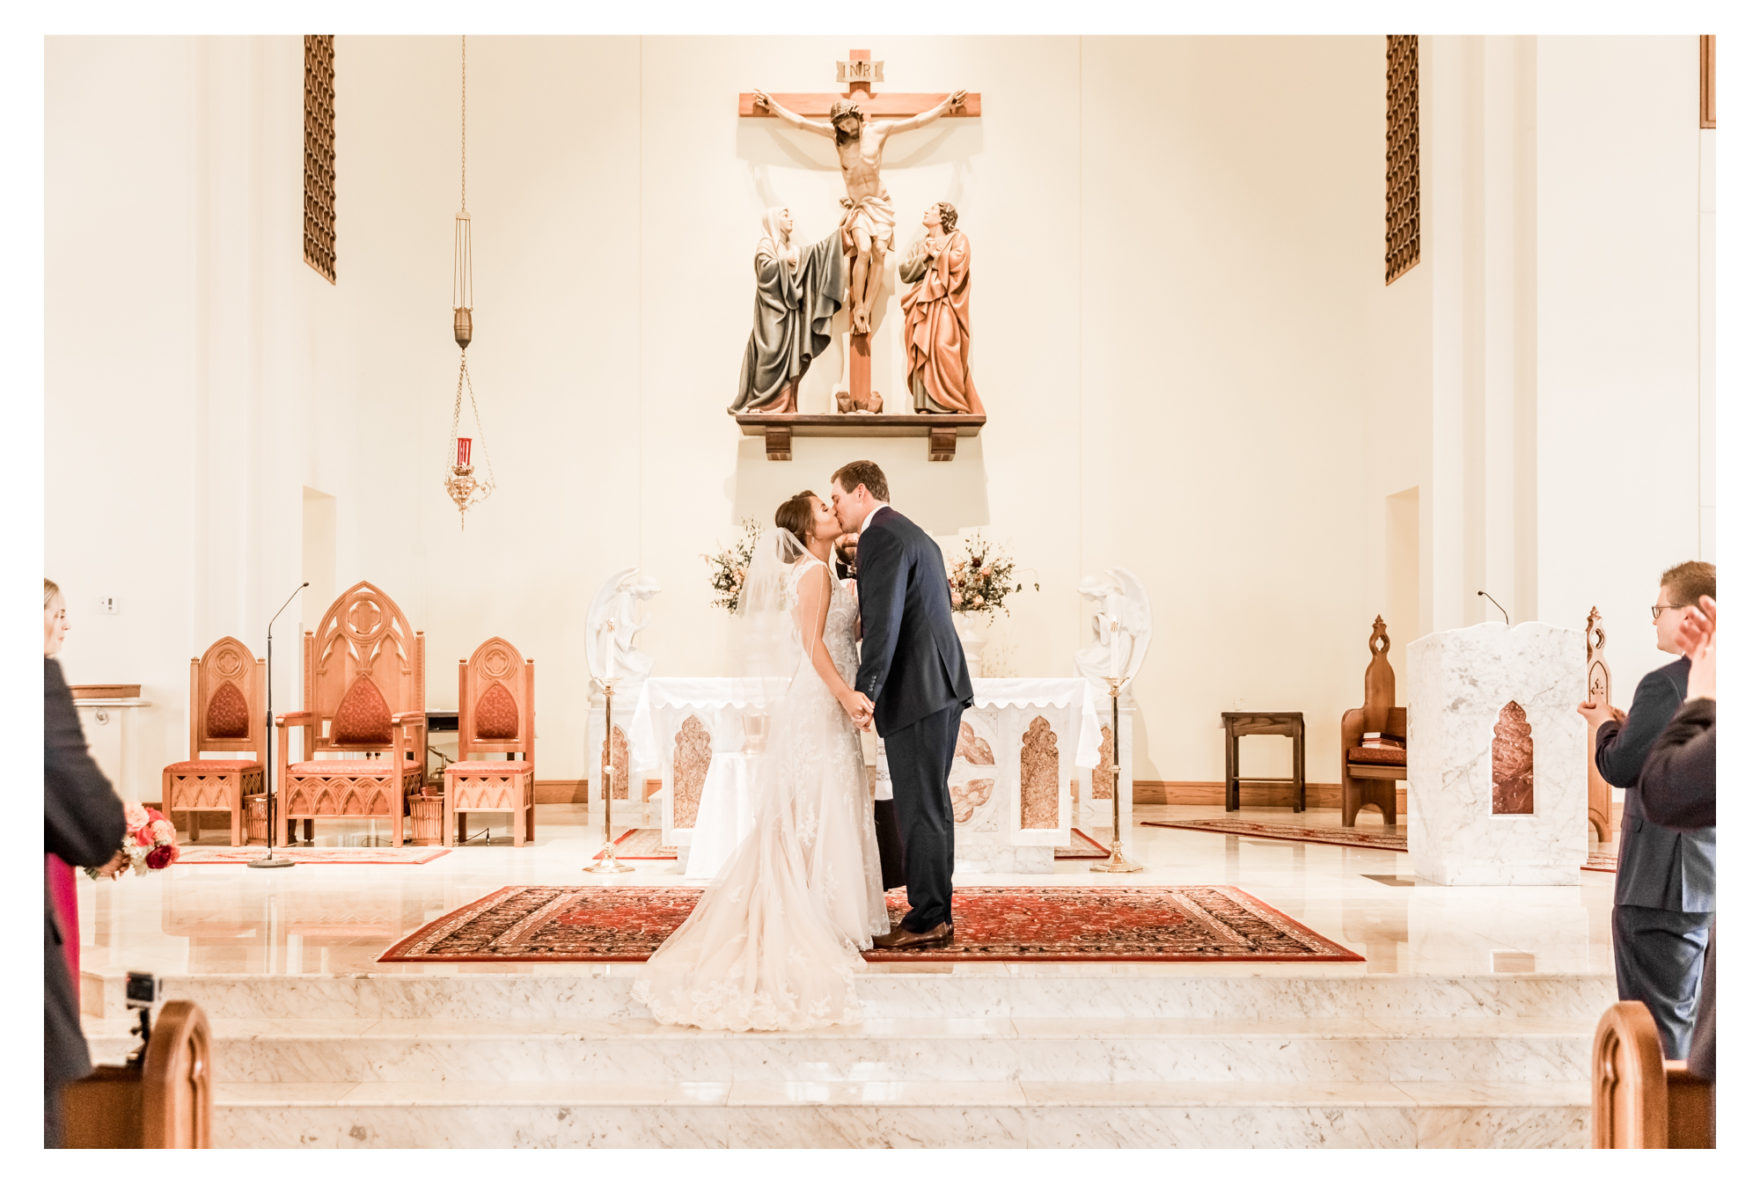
top-left (379, 884), bottom-right (1363, 964)
top-left (177, 846), bottom-right (451, 865)
top-left (1145, 818), bottom-right (1621, 874)
top-left (594, 829), bottom-right (678, 861)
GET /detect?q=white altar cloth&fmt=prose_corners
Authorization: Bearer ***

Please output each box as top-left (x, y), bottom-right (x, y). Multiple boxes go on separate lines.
top-left (622, 675), bottom-right (1109, 874)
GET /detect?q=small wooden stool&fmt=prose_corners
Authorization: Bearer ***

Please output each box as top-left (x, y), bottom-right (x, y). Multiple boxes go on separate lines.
top-left (1220, 711), bottom-right (1306, 812)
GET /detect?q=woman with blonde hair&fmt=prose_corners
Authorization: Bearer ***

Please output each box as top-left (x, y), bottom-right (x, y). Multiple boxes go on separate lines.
top-left (43, 577), bottom-right (127, 1146)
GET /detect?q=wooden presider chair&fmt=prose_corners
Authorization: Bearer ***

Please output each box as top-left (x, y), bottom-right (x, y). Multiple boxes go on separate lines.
top-left (1340, 616), bottom-right (1407, 826)
top-left (444, 637), bottom-right (537, 845)
top-left (162, 637), bottom-right (266, 845)
top-left (1592, 1001), bottom-right (1713, 1148)
top-left (277, 581), bottom-right (426, 846)
top-left (64, 1000), bottom-right (213, 1148)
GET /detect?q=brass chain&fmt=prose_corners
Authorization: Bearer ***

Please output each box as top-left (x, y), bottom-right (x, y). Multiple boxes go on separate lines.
top-left (460, 35), bottom-right (468, 212)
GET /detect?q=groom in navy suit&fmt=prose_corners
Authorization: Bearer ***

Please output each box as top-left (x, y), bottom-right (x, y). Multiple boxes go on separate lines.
top-left (831, 460), bottom-right (973, 948)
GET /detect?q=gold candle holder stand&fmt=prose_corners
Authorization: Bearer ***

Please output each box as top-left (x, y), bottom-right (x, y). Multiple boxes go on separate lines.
top-left (1090, 676), bottom-right (1144, 874)
top-left (584, 677), bottom-right (633, 874)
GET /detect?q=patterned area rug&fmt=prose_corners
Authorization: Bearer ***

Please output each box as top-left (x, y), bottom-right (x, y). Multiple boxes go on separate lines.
top-left (379, 884), bottom-right (1362, 964)
top-left (1053, 828), bottom-right (1111, 860)
top-left (178, 846), bottom-right (451, 865)
top-left (1142, 818), bottom-right (1407, 852)
top-left (1146, 818), bottom-right (1622, 873)
top-left (594, 828), bottom-right (678, 861)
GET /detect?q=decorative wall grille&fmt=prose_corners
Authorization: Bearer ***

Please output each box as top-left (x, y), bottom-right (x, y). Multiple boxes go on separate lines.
top-left (303, 35), bottom-right (338, 283)
top-left (1384, 35), bottom-right (1420, 285)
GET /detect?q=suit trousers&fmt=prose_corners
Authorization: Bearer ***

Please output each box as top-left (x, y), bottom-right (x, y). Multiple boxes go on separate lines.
top-left (45, 1083), bottom-right (63, 1149)
top-left (1613, 903), bottom-right (1711, 1059)
top-left (883, 702), bottom-right (965, 931)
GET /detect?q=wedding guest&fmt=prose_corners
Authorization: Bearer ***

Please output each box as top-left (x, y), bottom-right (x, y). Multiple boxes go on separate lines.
top-left (43, 578), bottom-right (127, 1147)
top-left (1637, 595), bottom-right (1716, 1087)
top-left (1577, 562), bottom-right (1716, 1060)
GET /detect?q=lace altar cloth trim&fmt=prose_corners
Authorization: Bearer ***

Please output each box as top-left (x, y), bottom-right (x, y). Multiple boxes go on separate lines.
top-left (627, 676), bottom-right (1103, 772)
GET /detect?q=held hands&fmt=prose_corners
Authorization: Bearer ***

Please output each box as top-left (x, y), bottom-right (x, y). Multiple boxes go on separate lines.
top-left (97, 850), bottom-right (127, 880)
top-left (1576, 699), bottom-right (1626, 729)
top-left (842, 690), bottom-right (876, 731)
top-left (1682, 595), bottom-right (1716, 701)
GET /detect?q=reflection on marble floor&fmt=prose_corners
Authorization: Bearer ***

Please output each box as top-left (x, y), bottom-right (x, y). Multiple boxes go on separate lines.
top-left (77, 803), bottom-right (1618, 983)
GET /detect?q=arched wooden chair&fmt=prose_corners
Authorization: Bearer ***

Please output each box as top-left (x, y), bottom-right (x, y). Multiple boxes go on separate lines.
top-left (1592, 1001), bottom-right (1713, 1148)
top-left (162, 638), bottom-right (265, 845)
top-left (276, 581), bottom-right (426, 846)
top-left (1340, 616), bottom-right (1407, 826)
top-left (444, 637), bottom-right (537, 845)
top-left (64, 1000), bottom-right (213, 1148)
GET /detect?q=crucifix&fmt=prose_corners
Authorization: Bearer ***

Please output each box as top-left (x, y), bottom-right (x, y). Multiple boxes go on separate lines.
top-left (741, 50), bottom-right (980, 410)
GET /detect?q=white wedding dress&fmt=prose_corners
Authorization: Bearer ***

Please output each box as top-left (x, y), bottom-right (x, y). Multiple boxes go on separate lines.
top-left (633, 555), bottom-right (889, 1031)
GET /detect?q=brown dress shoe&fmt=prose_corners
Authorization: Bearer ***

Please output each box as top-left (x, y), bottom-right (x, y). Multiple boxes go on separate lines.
top-left (871, 921), bottom-right (953, 949)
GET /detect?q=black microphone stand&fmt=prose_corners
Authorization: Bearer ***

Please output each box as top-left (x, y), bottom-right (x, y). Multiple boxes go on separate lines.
top-left (249, 582), bottom-right (309, 869)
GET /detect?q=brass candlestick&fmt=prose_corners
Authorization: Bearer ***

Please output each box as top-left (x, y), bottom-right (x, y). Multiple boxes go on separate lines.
top-left (1090, 676), bottom-right (1143, 873)
top-left (584, 677), bottom-right (633, 874)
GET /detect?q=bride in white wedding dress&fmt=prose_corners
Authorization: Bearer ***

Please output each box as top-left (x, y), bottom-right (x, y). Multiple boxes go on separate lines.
top-left (633, 491), bottom-right (890, 1031)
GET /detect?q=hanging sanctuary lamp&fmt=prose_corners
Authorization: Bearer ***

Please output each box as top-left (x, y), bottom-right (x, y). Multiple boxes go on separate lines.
top-left (443, 34), bottom-right (495, 527)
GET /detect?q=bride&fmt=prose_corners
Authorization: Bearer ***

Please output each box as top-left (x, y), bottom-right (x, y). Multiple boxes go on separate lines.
top-left (632, 490), bottom-right (890, 1030)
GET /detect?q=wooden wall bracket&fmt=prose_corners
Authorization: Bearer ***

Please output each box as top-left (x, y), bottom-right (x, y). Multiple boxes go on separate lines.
top-left (735, 412), bottom-right (984, 462)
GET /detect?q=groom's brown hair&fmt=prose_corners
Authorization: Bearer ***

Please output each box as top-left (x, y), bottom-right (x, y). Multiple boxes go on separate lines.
top-left (832, 460), bottom-right (889, 504)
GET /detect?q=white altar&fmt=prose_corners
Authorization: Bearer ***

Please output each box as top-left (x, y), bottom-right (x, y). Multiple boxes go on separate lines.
top-left (1406, 622), bottom-right (1587, 885)
top-left (612, 676), bottom-right (1116, 875)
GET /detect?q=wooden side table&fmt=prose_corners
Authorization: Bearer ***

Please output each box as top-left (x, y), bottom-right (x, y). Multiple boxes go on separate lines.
top-left (1220, 711), bottom-right (1306, 812)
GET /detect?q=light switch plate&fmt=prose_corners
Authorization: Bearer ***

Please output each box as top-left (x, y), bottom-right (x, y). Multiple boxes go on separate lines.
top-left (97, 596), bottom-right (119, 615)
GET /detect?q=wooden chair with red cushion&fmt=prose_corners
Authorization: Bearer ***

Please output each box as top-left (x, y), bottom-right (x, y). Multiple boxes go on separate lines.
top-left (444, 637), bottom-right (536, 846)
top-left (276, 581), bottom-right (426, 846)
top-left (1340, 616), bottom-right (1407, 827)
top-left (162, 637), bottom-right (265, 845)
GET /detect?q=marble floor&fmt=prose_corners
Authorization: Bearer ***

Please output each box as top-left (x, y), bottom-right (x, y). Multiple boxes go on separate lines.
top-left (74, 803), bottom-right (1622, 1147)
top-left (76, 802), bottom-right (1620, 985)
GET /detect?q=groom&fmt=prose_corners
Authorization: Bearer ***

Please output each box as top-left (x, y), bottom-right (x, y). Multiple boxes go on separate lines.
top-left (830, 460), bottom-right (973, 949)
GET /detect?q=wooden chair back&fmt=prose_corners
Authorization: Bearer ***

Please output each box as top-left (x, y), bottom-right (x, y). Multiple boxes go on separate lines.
top-left (1362, 615), bottom-right (1396, 731)
top-left (301, 580), bottom-right (425, 755)
top-left (63, 1001), bottom-right (213, 1148)
top-left (458, 637), bottom-right (536, 761)
top-left (186, 637), bottom-right (264, 762)
top-left (1592, 1001), bottom-right (1714, 1148)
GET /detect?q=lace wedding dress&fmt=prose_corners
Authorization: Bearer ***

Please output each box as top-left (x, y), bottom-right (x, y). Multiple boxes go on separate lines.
top-left (633, 554), bottom-right (889, 1031)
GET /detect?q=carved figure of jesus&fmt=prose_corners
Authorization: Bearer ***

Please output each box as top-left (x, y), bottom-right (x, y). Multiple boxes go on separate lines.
top-left (751, 87), bottom-right (967, 335)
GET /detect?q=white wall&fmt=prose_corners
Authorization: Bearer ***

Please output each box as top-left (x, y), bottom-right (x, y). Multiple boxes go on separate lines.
top-left (46, 37), bottom-right (370, 799)
top-left (44, 35), bottom-right (1712, 796)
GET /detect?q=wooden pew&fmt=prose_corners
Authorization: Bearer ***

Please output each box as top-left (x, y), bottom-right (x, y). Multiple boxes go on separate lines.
top-left (1592, 1000), bottom-right (1713, 1148)
top-left (64, 1001), bottom-right (212, 1148)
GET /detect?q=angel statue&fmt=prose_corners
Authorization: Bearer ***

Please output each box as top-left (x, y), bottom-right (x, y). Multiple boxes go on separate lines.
top-left (586, 568), bottom-right (662, 685)
top-left (1075, 568), bottom-right (1153, 687)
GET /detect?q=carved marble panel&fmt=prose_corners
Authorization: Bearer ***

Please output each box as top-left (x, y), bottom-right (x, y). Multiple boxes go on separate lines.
top-left (602, 724), bottom-right (631, 800)
top-left (672, 716), bottom-right (712, 829)
top-left (1019, 717), bottom-right (1059, 829)
top-left (1491, 702), bottom-right (1535, 815)
top-left (1091, 724), bottom-right (1115, 800)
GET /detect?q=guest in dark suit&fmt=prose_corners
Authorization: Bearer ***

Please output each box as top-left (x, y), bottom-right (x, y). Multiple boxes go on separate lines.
top-left (43, 579), bottom-right (128, 1148)
top-left (830, 460), bottom-right (973, 948)
top-left (1577, 562), bottom-right (1715, 1060)
top-left (1637, 595), bottom-right (1716, 1085)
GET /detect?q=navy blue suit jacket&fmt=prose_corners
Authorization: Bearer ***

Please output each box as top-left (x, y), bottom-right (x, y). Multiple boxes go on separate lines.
top-left (854, 507), bottom-right (973, 736)
top-left (1597, 656), bottom-right (1715, 912)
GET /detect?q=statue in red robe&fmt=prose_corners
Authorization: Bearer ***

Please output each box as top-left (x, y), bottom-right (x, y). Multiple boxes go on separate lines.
top-left (898, 203), bottom-right (982, 415)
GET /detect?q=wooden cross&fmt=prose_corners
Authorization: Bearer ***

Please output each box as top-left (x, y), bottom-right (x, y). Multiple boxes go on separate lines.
top-left (739, 50), bottom-right (980, 409)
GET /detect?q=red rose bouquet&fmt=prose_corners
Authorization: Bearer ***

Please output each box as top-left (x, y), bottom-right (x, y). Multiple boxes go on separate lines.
top-left (85, 802), bottom-right (181, 878)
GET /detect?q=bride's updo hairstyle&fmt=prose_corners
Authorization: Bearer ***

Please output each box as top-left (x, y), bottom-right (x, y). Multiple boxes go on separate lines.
top-left (774, 491), bottom-right (818, 548)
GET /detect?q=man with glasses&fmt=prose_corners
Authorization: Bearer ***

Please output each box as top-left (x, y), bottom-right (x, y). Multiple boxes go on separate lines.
top-left (1577, 561), bottom-right (1717, 1059)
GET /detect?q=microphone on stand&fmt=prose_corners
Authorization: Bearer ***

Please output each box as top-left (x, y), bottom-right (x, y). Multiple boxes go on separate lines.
top-left (1477, 590), bottom-right (1511, 626)
top-left (249, 582), bottom-right (309, 870)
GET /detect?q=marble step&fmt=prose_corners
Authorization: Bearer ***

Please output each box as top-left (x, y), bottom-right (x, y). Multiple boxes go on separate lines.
top-left (137, 970), bottom-right (1618, 1023)
top-left (87, 1014), bottom-right (1593, 1086)
top-left (209, 1079), bottom-right (1590, 1147)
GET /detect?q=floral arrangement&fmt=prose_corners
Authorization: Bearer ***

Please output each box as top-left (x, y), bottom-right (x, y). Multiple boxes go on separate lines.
top-left (85, 802), bottom-right (180, 879)
top-left (705, 517), bottom-right (764, 614)
top-left (948, 534), bottom-right (1038, 616)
